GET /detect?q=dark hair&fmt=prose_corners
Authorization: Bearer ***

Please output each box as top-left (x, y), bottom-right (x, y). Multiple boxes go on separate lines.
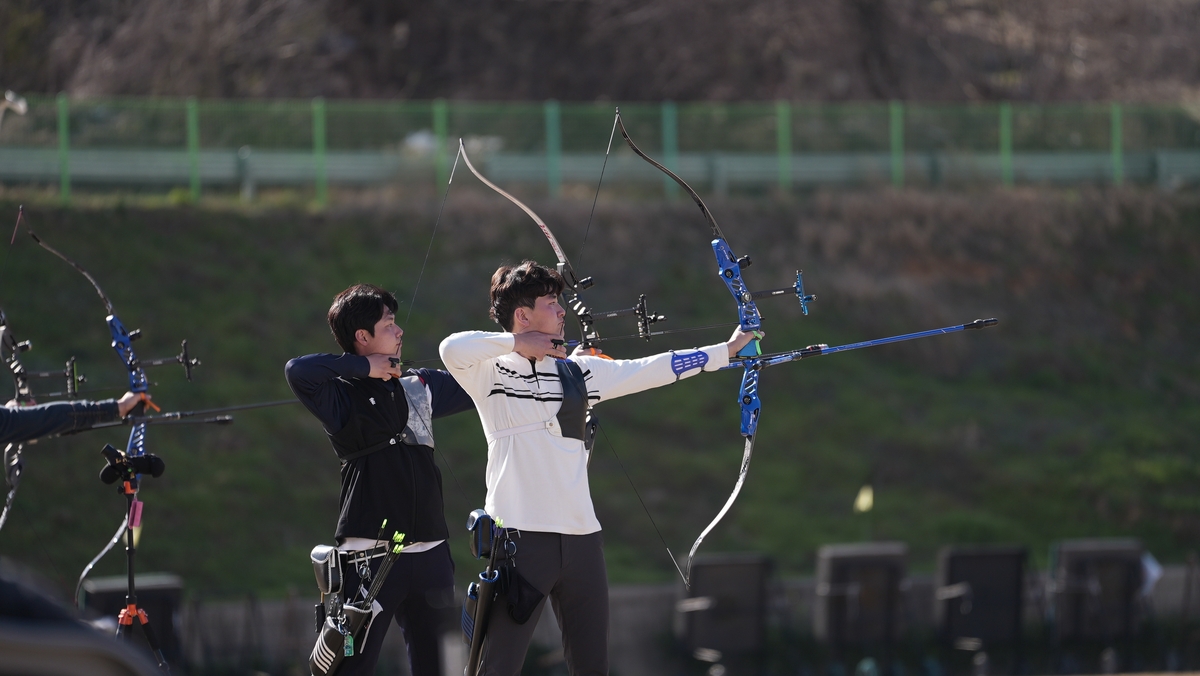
top-left (489, 261), bottom-right (565, 331)
top-left (327, 284), bottom-right (398, 354)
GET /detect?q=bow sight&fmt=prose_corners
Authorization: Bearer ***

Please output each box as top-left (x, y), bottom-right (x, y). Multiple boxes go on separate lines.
top-left (129, 337), bottom-right (201, 383)
top-left (747, 270), bottom-right (817, 315)
top-left (566, 289), bottom-right (666, 346)
top-left (1, 309), bottom-right (90, 400)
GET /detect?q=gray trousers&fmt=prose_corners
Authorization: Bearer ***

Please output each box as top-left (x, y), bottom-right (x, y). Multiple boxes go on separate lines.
top-left (480, 530), bottom-right (608, 676)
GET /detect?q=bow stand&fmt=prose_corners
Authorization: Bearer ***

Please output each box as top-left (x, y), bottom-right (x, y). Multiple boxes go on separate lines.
top-left (15, 206), bottom-right (203, 672)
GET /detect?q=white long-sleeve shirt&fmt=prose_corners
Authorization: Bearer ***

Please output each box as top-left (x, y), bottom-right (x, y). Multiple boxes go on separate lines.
top-left (439, 331), bottom-right (731, 534)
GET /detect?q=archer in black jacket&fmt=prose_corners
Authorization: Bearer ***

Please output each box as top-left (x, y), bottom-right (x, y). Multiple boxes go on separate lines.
top-left (285, 283), bottom-right (473, 676)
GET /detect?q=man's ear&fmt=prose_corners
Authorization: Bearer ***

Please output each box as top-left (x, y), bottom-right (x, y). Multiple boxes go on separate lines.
top-left (511, 306), bottom-right (529, 329)
top-left (355, 328), bottom-right (370, 346)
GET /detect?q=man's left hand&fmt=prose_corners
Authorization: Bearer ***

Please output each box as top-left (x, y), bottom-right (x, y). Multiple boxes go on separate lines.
top-left (117, 391), bottom-right (145, 417)
top-left (726, 328), bottom-right (763, 358)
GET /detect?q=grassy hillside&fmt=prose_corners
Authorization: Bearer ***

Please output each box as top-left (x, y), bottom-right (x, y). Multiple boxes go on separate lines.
top-left (0, 187), bottom-right (1196, 599)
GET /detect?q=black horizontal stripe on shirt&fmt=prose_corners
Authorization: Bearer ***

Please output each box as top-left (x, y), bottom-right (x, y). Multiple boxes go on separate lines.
top-left (486, 387), bottom-right (565, 402)
top-left (489, 363), bottom-right (598, 402)
top-left (495, 364), bottom-right (559, 382)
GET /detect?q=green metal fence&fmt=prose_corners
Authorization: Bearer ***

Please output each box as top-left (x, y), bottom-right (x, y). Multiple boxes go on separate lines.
top-left (2, 96), bottom-right (1199, 205)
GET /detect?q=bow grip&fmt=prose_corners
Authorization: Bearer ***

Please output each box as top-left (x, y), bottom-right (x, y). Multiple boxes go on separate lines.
top-left (736, 338), bottom-right (762, 359)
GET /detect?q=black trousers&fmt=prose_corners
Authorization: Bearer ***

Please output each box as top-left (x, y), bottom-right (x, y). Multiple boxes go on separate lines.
top-left (480, 531), bottom-right (608, 676)
top-left (339, 542), bottom-right (455, 676)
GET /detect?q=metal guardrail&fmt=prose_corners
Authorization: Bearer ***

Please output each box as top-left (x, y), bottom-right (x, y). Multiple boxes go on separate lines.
top-left (2, 96), bottom-right (1199, 203)
top-left (4, 147), bottom-right (1198, 196)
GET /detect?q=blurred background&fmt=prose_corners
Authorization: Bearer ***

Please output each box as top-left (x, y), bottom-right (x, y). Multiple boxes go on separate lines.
top-left (0, 1), bottom-right (1197, 675)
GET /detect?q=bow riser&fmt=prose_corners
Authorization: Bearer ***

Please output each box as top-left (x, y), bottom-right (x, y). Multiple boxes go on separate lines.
top-left (565, 292), bottom-right (600, 345)
top-left (126, 422), bottom-right (148, 458)
top-left (107, 314), bottom-right (149, 394)
top-left (712, 239), bottom-right (762, 332)
top-left (739, 367), bottom-right (762, 438)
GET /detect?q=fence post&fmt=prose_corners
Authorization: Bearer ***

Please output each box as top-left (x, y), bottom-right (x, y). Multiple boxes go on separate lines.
top-left (433, 99), bottom-right (449, 192)
top-left (1111, 103), bottom-right (1124, 185)
top-left (776, 100), bottom-right (792, 195)
top-left (56, 93), bottom-right (70, 204)
top-left (999, 101), bottom-right (1013, 187)
top-left (186, 97), bottom-right (200, 201)
top-left (544, 100), bottom-right (562, 199)
top-left (312, 97), bottom-right (327, 207)
top-left (889, 100), bottom-right (904, 188)
top-left (661, 101), bottom-right (679, 199)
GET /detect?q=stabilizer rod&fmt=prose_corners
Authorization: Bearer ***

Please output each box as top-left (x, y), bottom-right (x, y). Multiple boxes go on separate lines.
top-left (724, 318), bottom-right (999, 371)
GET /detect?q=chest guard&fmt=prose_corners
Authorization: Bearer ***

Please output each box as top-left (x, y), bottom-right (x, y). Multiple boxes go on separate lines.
top-left (397, 375), bottom-right (435, 448)
top-left (555, 360), bottom-right (591, 443)
top-left (335, 374), bottom-right (436, 463)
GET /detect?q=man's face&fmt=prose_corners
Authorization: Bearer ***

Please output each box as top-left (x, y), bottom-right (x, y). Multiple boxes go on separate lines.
top-left (356, 307), bottom-right (403, 356)
top-left (519, 294), bottom-right (565, 338)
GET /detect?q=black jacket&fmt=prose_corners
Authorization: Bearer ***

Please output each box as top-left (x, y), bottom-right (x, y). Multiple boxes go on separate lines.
top-left (285, 353), bottom-right (473, 543)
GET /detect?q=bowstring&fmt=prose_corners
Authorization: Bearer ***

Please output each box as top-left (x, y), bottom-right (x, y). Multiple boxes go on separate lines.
top-left (435, 445), bottom-right (473, 513)
top-left (400, 146), bottom-right (475, 509)
top-left (575, 110), bottom-right (620, 271)
top-left (405, 146), bottom-right (463, 325)
top-left (596, 421), bottom-right (687, 585)
top-left (0, 207), bottom-right (30, 311)
top-left (580, 112), bottom-right (689, 585)
top-left (401, 146), bottom-right (475, 507)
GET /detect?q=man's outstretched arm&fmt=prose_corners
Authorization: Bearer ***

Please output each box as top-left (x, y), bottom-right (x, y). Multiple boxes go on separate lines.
top-left (579, 328), bottom-right (760, 403)
top-left (0, 399), bottom-right (122, 445)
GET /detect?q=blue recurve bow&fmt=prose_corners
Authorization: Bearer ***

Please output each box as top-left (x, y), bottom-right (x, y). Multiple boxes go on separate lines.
top-left (612, 111), bottom-right (816, 584)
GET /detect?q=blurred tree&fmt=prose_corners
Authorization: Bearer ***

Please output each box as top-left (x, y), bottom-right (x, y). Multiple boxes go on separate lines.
top-left (2, 0), bottom-right (1197, 103)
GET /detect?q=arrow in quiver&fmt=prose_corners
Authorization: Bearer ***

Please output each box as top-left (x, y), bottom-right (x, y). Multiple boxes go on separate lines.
top-left (308, 531), bottom-right (404, 676)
